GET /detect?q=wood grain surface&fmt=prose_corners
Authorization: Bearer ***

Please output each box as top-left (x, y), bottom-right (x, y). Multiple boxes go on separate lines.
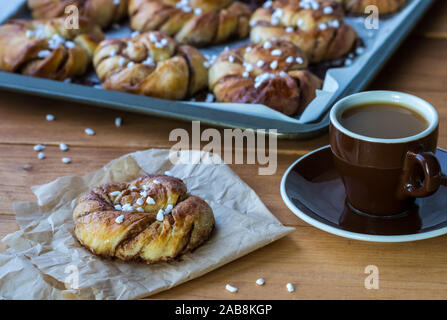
top-left (0, 0), bottom-right (447, 300)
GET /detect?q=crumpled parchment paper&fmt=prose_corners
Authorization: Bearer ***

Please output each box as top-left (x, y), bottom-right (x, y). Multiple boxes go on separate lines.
top-left (0, 149), bottom-right (294, 299)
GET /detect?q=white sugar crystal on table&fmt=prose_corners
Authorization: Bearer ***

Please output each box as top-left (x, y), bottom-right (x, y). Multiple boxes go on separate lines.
top-left (59, 143), bottom-right (69, 151)
top-left (286, 283), bottom-right (295, 292)
top-left (225, 284), bottom-right (238, 293)
top-left (115, 117), bottom-right (122, 127)
top-left (115, 215), bottom-right (125, 224)
top-left (136, 198), bottom-right (144, 206)
top-left (256, 278), bottom-right (265, 286)
top-left (46, 114), bottom-right (55, 121)
top-left (271, 49), bottom-right (282, 56)
top-left (156, 209), bottom-right (164, 221)
top-left (85, 128), bottom-right (95, 135)
top-left (270, 60), bottom-right (278, 70)
top-left (33, 144), bottom-right (46, 151)
top-left (61, 157), bottom-right (72, 164)
top-left (296, 57), bottom-right (304, 64)
top-left (114, 204), bottom-right (123, 211)
top-left (286, 56), bottom-right (294, 64)
top-left (37, 152), bottom-right (45, 160)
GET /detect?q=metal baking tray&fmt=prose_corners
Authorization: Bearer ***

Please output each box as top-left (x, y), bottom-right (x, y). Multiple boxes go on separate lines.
top-left (0, 0), bottom-right (434, 139)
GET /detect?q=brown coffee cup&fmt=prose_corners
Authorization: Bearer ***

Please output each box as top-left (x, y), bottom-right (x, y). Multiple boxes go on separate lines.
top-left (330, 91), bottom-right (442, 217)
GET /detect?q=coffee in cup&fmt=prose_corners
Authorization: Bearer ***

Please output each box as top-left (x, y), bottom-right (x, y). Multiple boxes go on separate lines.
top-left (330, 91), bottom-right (442, 217)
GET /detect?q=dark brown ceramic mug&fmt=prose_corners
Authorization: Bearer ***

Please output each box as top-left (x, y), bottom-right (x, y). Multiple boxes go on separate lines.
top-left (330, 91), bottom-right (442, 217)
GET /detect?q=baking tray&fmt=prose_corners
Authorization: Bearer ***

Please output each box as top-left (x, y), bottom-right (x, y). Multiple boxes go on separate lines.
top-left (0, 0), bottom-right (434, 139)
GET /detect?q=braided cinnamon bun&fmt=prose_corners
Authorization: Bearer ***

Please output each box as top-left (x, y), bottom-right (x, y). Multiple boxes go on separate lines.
top-left (128, 0), bottom-right (252, 47)
top-left (93, 31), bottom-right (208, 100)
top-left (209, 40), bottom-right (322, 116)
top-left (335, 0), bottom-right (406, 14)
top-left (73, 174), bottom-right (215, 263)
top-left (0, 17), bottom-right (104, 80)
top-left (250, 0), bottom-right (357, 63)
top-left (28, 0), bottom-right (129, 29)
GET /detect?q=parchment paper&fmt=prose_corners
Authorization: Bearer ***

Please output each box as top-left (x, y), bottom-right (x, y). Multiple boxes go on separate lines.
top-left (0, 149), bottom-right (294, 300)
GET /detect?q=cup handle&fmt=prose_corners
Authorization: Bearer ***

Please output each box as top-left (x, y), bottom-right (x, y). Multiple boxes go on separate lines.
top-left (399, 151), bottom-right (442, 199)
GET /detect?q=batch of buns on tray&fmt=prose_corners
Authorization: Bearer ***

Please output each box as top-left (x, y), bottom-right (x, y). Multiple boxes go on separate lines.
top-left (0, 0), bottom-right (405, 116)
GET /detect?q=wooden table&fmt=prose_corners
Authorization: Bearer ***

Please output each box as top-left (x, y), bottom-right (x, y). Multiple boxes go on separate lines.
top-left (1, 1), bottom-right (447, 300)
